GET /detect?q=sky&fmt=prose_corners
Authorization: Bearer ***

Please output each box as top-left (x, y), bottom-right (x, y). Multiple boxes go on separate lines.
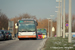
top-left (0, 0), bottom-right (75, 20)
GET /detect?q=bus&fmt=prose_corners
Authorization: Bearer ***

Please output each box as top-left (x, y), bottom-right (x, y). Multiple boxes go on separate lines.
top-left (37, 29), bottom-right (47, 39)
top-left (17, 19), bottom-right (38, 40)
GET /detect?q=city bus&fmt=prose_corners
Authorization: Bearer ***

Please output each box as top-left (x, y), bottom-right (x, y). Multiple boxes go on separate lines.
top-left (37, 29), bottom-right (47, 39)
top-left (17, 19), bottom-right (38, 40)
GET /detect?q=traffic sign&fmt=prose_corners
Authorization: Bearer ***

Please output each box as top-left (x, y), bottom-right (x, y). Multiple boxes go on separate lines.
top-left (65, 23), bottom-right (68, 27)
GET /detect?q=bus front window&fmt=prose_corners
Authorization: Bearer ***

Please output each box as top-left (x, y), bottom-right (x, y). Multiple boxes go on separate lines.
top-left (37, 30), bottom-right (46, 35)
top-left (19, 24), bottom-right (35, 32)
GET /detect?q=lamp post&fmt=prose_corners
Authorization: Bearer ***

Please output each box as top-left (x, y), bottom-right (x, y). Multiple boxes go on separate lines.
top-left (60, 0), bottom-right (63, 37)
top-left (58, 0), bottom-right (61, 37)
top-left (55, 11), bottom-right (59, 37)
top-left (47, 18), bottom-right (50, 38)
top-left (68, 0), bottom-right (72, 43)
top-left (56, 0), bottom-right (61, 37)
top-left (63, 0), bottom-right (65, 38)
top-left (0, 9), bottom-right (1, 16)
top-left (50, 15), bottom-right (54, 37)
top-left (50, 19), bottom-right (52, 37)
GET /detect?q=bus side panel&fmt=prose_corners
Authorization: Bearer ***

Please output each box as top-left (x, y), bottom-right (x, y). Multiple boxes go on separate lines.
top-left (18, 32), bottom-right (37, 38)
top-left (18, 35), bottom-right (36, 38)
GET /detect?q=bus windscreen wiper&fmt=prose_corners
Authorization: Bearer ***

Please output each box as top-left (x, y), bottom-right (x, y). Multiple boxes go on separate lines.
top-left (19, 31), bottom-right (26, 32)
top-left (28, 31), bottom-right (35, 32)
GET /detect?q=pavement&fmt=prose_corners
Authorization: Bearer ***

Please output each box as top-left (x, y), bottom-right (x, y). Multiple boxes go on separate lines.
top-left (37, 38), bottom-right (47, 50)
top-left (0, 38), bottom-right (47, 50)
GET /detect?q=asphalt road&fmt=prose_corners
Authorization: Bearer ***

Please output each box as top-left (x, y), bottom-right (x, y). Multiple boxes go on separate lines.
top-left (0, 39), bottom-right (43, 50)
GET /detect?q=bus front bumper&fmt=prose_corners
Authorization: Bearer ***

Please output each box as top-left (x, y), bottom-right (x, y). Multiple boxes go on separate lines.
top-left (18, 35), bottom-right (36, 38)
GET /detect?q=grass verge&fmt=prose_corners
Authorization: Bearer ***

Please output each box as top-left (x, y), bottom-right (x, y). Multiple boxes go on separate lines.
top-left (43, 37), bottom-right (75, 50)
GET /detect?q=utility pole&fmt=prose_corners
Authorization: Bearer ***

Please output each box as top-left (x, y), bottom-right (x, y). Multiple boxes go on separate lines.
top-left (47, 18), bottom-right (50, 38)
top-left (58, 0), bottom-right (61, 37)
top-left (50, 20), bottom-right (52, 37)
top-left (60, 0), bottom-right (63, 37)
top-left (50, 15), bottom-right (54, 37)
top-left (49, 19), bottom-right (52, 37)
top-left (63, 0), bottom-right (65, 38)
top-left (48, 19), bottom-right (49, 37)
top-left (56, 0), bottom-right (61, 37)
top-left (55, 11), bottom-right (59, 37)
top-left (68, 0), bottom-right (72, 43)
top-left (0, 9), bottom-right (1, 16)
top-left (56, 11), bottom-right (59, 37)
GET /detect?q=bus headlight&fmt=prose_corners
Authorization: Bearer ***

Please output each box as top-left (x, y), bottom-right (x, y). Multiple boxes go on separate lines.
top-left (33, 33), bottom-right (36, 35)
top-left (18, 34), bottom-right (21, 36)
top-left (18, 33), bottom-right (21, 36)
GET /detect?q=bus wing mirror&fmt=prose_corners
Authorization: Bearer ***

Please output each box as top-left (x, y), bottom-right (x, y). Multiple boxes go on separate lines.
top-left (17, 23), bottom-right (18, 26)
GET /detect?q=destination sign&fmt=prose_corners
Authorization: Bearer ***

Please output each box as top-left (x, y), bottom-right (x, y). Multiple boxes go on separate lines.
top-left (19, 20), bottom-right (34, 24)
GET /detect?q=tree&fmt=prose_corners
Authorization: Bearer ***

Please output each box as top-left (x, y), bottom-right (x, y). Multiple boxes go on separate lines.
top-left (64, 13), bottom-right (75, 32)
top-left (37, 18), bottom-right (57, 37)
top-left (10, 13), bottom-right (37, 34)
top-left (0, 13), bottom-right (9, 30)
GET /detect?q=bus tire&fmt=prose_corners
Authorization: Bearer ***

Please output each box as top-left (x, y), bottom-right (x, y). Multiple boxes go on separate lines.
top-left (36, 38), bottom-right (37, 40)
top-left (3, 38), bottom-right (5, 41)
top-left (34, 38), bottom-right (37, 40)
top-left (19, 38), bottom-right (22, 40)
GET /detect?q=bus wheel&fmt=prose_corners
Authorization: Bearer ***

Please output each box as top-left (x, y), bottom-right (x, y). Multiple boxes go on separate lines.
top-left (33, 38), bottom-right (37, 40)
top-left (19, 38), bottom-right (22, 40)
top-left (3, 38), bottom-right (5, 41)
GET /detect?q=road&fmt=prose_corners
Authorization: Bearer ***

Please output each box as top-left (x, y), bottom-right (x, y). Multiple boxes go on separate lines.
top-left (0, 39), bottom-right (44, 50)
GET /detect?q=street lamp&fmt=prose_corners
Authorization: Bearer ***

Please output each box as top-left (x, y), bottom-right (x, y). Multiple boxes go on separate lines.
top-left (49, 19), bottom-right (52, 37)
top-left (50, 15), bottom-right (54, 37)
top-left (55, 11), bottom-right (59, 37)
top-left (63, 0), bottom-right (65, 38)
top-left (50, 15), bottom-right (54, 17)
top-left (60, 0), bottom-right (63, 37)
top-left (56, 6), bottom-right (60, 8)
top-left (68, 0), bottom-right (72, 43)
top-left (56, 0), bottom-right (61, 37)
top-left (56, 0), bottom-right (62, 2)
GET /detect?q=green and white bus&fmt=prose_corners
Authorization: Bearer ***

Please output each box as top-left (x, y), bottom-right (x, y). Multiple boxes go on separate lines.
top-left (37, 29), bottom-right (47, 39)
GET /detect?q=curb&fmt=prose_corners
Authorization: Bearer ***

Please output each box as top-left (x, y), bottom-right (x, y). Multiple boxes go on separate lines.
top-left (37, 38), bottom-right (48, 50)
top-left (12, 37), bottom-right (18, 40)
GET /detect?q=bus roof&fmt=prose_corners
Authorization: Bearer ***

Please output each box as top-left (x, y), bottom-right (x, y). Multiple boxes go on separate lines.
top-left (37, 28), bottom-right (46, 30)
top-left (20, 18), bottom-right (36, 21)
top-left (37, 29), bottom-right (46, 30)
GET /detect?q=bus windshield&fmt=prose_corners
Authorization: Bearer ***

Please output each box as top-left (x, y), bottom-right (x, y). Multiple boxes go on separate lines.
top-left (37, 29), bottom-right (47, 35)
top-left (37, 30), bottom-right (46, 33)
top-left (19, 23), bottom-right (35, 32)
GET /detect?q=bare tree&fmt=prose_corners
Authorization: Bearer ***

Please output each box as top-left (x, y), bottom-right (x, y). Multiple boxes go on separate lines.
top-left (0, 13), bottom-right (9, 30)
top-left (10, 13), bottom-right (37, 34)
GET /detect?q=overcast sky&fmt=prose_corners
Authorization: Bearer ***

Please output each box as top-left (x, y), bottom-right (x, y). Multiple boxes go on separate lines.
top-left (0, 0), bottom-right (75, 20)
